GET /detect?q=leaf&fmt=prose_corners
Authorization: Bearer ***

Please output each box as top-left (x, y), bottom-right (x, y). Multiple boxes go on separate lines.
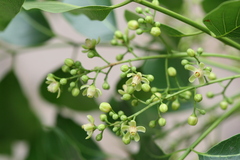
top-left (132, 136), bottom-right (169, 160)
top-left (40, 67), bottom-right (98, 111)
top-left (0, 10), bottom-right (53, 46)
top-left (159, 0), bottom-right (183, 12)
top-left (23, 1), bottom-right (113, 21)
top-left (0, 71), bottom-right (42, 155)
top-left (198, 134), bottom-right (240, 160)
top-left (201, 0), bottom-right (229, 13)
top-left (62, 0), bottom-right (116, 41)
top-left (203, 0), bottom-right (240, 38)
top-left (56, 115), bottom-right (106, 160)
top-left (0, 0), bottom-right (24, 31)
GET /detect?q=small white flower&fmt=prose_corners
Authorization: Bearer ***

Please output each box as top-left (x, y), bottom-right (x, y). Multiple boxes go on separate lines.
top-left (80, 85), bottom-right (102, 98)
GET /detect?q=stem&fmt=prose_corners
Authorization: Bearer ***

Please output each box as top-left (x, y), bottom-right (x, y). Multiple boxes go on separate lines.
top-left (135, 0), bottom-right (240, 50)
top-left (178, 101), bottom-right (240, 160)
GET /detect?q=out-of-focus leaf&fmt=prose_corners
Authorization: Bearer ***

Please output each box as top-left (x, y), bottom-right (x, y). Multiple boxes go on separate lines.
top-left (0, 0), bottom-right (24, 31)
top-left (0, 71), bottom-right (42, 155)
top-left (63, 0), bottom-right (116, 41)
top-left (132, 136), bottom-right (169, 160)
top-left (203, 0), bottom-right (240, 39)
top-left (23, 1), bottom-right (113, 21)
top-left (159, 0), bottom-right (183, 12)
top-left (198, 134), bottom-right (240, 160)
top-left (0, 10), bottom-right (53, 46)
top-left (201, 0), bottom-right (229, 13)
top-left (40, 67), bottom-right (98, 111)
top-left (56, 115), bottom-right (106, 160)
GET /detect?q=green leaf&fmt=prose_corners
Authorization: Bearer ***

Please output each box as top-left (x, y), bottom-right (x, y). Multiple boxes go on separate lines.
top-left (56, 115), bottom-right (106, 160)
top-left (40, 67), bottom-right (98, 111)
top-left (0, 10), bottom-right (53, 46)
top-left (203, 0), bottom-right (240, 38)
top-left (63, 0), bottom-right (116, 41)
top-left (201, 0), bottom-right (229, 13)
top-left (132, 136), bottom-right (169, 160)
top-left (23, 1), bottom-right (113, 21)
top-left (0, 71), bottom-right (42, 155)
top-left (159, 0), bottom-right (183, 12)
top-left (0, 0), bottom-right (24, 31)
top-left (198, 134), bottom-right (240, 160)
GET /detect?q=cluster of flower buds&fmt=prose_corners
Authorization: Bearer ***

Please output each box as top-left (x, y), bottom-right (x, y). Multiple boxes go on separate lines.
top-left (82, 38), bottom-right (100, 58)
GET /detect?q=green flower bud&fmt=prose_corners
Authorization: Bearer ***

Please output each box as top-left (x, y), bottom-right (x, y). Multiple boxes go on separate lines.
top-left (220, 101), bottom-right (228, 110)
top-left (70, 82), bottom-right (76, 87)
top-left (135, 7), bottom-right (143, 14)
top-left (62, 65), bottom-right (70, 73)
top-left (112, 126), bottom-right (119, 132)
top-left (154, 22), bottom-right (161, 27)
top-left (138, 18), bottom-right (145, 23)
top-left (147, 74), bottom-right (154, 82)
top-left (109, 111), bottom-right (114, 116)
top-left (146, 99), bottom-right (152, 105)
top-left (70, 69), bottom-right (78, 75)
top-left (149, 120), bottom-right (156, 128)
top-left (136, 29), bottom-right (143, 35)
top-left (158, 118), bottom-right (166, 127)
top-left (97, 124), bottom-right (106, 131)
top-left (226, 98), bottom-right (233, 104)
top-left (60, 78), bottom-right (67, 85)
top-left (120, 72), bottom-right (127, 78)
top-left (167, 67), bottom-right (177, 77)
top-left (198, 109), bottom-right (206, 115)
top-left (171, 100), bottom-right (180, 110)
top-left (100, 114), bottom-right (107, 121)
top-left (187, 48), bottom-right (196, 57)
top-left (72, 88), bottom-right (80, 97)
top-left (114, 30), bottom-right (123, 39)
top-left (95, 133), bottom-right (103, 141)
top-left (87, 51), bottom-right (96, 58)
top-left (47, 73), bottom-right (54, 78)
top-left (131, 66), bottom-right (137, 72)
top-left (205, 67), bottom-right (212, 72)
top-left (122, 94), bottom-right (132, 101)
top-left (151, 87), bottom-right (158, 93)
top-left (141, 83), bottom-right (151, 92)
top-left (118, 111), bottom-right (124, 117)
top-left (194, 94), bottom-right (203, 102)
top-left (74, 61), bottom-right (81, 67)
top-left (116, 54), bottom-right (124, 61)
top-left (159, 103), bottom-right (168, 113)
top-left (111, 39), bottom-right (118, 45)
top-left (64, 58), bottom-right (74, 67)
top-left (99, 102), bottom-right (112, 113)
top-left (150, 27), bottom-right (161, 37)
top-left (144, 8), bottom-right (150, 13)
top-left (151, 92), bottom-right (162, 102)
top-left (47, 82), bottom-right (60, 93)
top-left (102, 82), bottom-right (110, 90)
top-left (145, 16), bottom-right (153, 24)
top-left (81, 75), bottom-right (89, 83)
top-left (208, 72), bottom-right (217, 80)
top-left (188, 114), bottom-right (198, 126)
top-left (127, 86), bottom-right (135, 94)
top-left (122, 137), bottom-right (131, 145)
top-left (181, 59), bottom-right (189, 65)
top-left (120, 115), bottom-right (128, 121)
top-left (131, 99), bottom-right (138, 106)
top-left (128, 20), bottom-right (139, 30)
top-left (152, 0), bottom-right (159, 6)
top-left (197, 47), bottom-right (203, 55)
top-left (112, 114), bottom-right (119, 120)
top-left (121, 65), bottom-right (129, 72)
top-left (206, 91), bottom-right (214, 98)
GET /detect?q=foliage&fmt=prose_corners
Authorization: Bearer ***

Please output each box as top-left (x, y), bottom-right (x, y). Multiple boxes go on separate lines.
top-left (0, 0), bottom-right (240, 159)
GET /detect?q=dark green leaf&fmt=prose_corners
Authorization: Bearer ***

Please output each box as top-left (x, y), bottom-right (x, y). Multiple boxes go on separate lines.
top-left (132, 136), bottom-right (169, 160)
top-left (40, 67), bottom-right (98, 111)
top-left (26, 128), bottom-right (82, 160)
top-left (23, 1), bottom-right (113, 21)
top-left (56, 115), bottom-right (106, 160)
top-left (0, 71), bottom-right (42, 155)
top-left (203, 0), bottom-right (240, 39)
top-left (198, 134), bottom-right (240, 160)
top-left (63, 0), bottom-right (116, 41)
top-left (159, 0), bottom-right (183, 12)
top-left (0, 10), bottom-right (53, 46)
top-left (201, 0), bottom-right (229, 13)
top-left (0, 0), bottom-right (24, 31)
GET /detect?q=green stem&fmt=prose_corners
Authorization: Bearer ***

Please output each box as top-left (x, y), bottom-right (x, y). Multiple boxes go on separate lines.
top-left (178, 101), bottom-right (240, 160)
top-left (135, 0), bottom-right (240, 50)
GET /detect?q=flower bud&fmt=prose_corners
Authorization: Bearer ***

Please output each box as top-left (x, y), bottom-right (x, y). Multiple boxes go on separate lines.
top-left (150, 27), bottom-right (161, 37)
top-left (120, 115), bottom-right (128, 121)
top-left (102, 82), bottom-right (110, 90)
top-left (145, 16), bottom-right (153, 24)
top-left (95, 133), bottom-right (103, 141)
top-left (136, 29), bottom-right (143, 35)
top-left (131, 99), bottom-right (138, 106)
top-left (81, 75), bottom-right (89, 83)
top-left (111, 39), bottom-right (118, 45)
top-left (120, 65), bottom-right (129, 72)
top-left (181, 59), bottom-right (189, 65)
top-left (187, 48), bottom-right (196, 57)
top-left (122, 94), bottom-right (131, 101)
top-left (147, 75), bottom-right (154, 82)
top-left (64, 58), bottom-right (74, 67)
top-left (97, 124), bottom-right (106, 131)
top-left (70, 69), bottom-right (77, 75)
top-left (171, 100), bottom-right (180, 110)
top-left (188, 114), bottom-right (198, 126)
top-left (99, 102), bottom-right (112, 113)
top-left (159, 103), bottom-right (168, 113)
top-left (122, 136), bottom-right (131, 145)
top-left (158, 118), bottom-right (166, 127)
top-left (206, 91), bottom-right (214, 98)
top-left (62, 65), bottom-right (70, 73)
top-left (60, 78), bottom-right (67, 85)
top-left (220, 101), bottom-right (228, 110)
top-left (197, 47), bottom-right (203, 55)
top-left (151, 92), bottom-right (162, 102)
top-left (116, 54), bottom-right (124, 61)
top-left (138, 18), bottom-right (145, 23)
top-left (208, 72), bottom-right (217, 80)
top-left (112, 114), bottom-right (119, 120)
top-left (141, 83), bottom-right (151, 92)
top-left (100, 114), bottom-right (107, 121)
top-left (152, 0), bottom-right (159, 6)
top-left (135, 7), bottom-right (143, 14)
top-left (154, 22), bottom-right (161, 27)
top-left (128, 20), bottom-right (139, 30)
top-left (70, 82), bottom-right (76, 87)
top-left (72, 88), bottom-right (80, 97)
top-left (47, 82), bottom-right (60, 93)
top-left (149, 120), bottom-right (156, 128)
top-left (167, 67), bottom-right (177, 77)
top-left (114, 30), bottom-right (123, 39)
top-left (87, 51), bottom-right (96, 58)
top-left (194, 94), bottom-right (203, 102)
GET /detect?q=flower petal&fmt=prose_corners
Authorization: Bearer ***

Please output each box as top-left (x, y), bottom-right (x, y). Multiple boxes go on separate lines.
top-left (198, 77), bottom-right (205, 84)
top-left (133, 133), bottom-right (140, 142)
top-left (199, 62), bottom-right (205, 69)
top-left (121, 125), bottom-right (129, 132)
top-left (203, 70), bottom-right (210, 76)
top-left (189, 74), bottom-right (196, 83)
top-left (127, 73), bottom-right (134, 77)
top-left (136, 126), bottom-right (146, 133)
top-left (80, 85), bottom-right (89, 90)
top-left (87, 115), bottom-right (95, 123)
top-left (82, 89), bottom-right (87, 96)
top-left (141, 77), bottom-right (149, 84)
top-left (135, 83), bottom-right (142, 91)
top-left (126, 78), bottom-right (133, 85)
top-left (184, 64), bottom-right (196, 71)
top-left (123, 131), bottom-right (130, 140)
top-left (129, 120), bottom-right (136, 127)
top-left (85, 131), bottom-right (93, 139)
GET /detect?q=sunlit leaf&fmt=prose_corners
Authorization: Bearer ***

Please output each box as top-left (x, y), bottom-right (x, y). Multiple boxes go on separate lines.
top-left (198, 134), bottom-right (240, 160)
top-left (203, 0), bottom-right (240, 38)
top-left (23, 1), bottom-right (113, 21)
top-left (63, 0), bottom-right (116, 41)
top-left (0, 0), bottom-right (24, 31)
top-left (40, 67), bottom-right (98, 111)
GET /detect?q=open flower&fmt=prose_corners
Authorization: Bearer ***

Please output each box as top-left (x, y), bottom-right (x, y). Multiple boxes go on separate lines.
top-left (121, 120), bottom-right (146, 144)
top-left (82, 115), bottom-right (96, 139)
top-left (126, 72), bottom-right (149, 91)
top-left (80, 85), bottom-right (102, 98)
top-left (45, 76), bottom-right (61, 98)
top-left (185, 62), bottom-right (210, 84)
